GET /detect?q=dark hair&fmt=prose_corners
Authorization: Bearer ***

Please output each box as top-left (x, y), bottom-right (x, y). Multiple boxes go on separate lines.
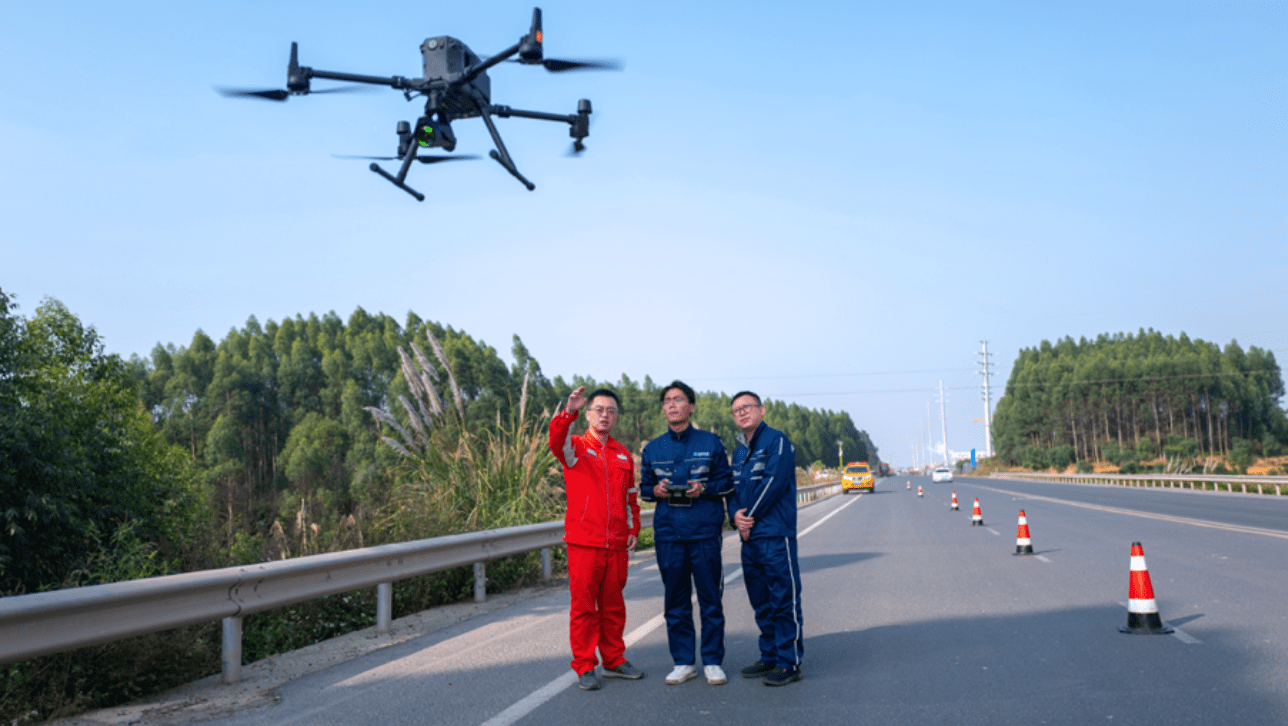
top-left (730, 390), bottom-right (762, 407)
top-left (659, 380), bottom-right (696, 405)
top-left (586, 388), bottom-right (621, 410)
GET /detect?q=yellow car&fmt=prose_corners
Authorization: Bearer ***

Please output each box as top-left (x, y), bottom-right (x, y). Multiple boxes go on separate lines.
top-left (841, 462), bottom-right (875, 493)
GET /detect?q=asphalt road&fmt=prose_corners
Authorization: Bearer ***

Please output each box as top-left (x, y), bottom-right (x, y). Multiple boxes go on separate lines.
top-left (202, 477), bottom-right (1288, 725)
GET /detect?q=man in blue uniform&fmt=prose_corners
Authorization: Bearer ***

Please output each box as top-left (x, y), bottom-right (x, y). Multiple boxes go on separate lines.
top-left (641, 380), bottom-right (734, 686)
top-left (728, 391), bottom-right (803, 686)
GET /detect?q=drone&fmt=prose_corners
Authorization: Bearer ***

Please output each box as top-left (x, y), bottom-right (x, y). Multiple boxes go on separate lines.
top-left (219, 8), bottom-right (618, 201)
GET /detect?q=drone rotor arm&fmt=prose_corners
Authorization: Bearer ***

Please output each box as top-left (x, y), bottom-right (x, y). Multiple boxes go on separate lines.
top-left (460, 42), bottom-right (521, 86)
top-left (308, 68), bottom-right (415, 90)
top-left (491, 99), bottom-right (592, 154)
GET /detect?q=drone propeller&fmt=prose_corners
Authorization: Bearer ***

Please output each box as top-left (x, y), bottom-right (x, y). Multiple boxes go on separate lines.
top-left (332, 154), bottom-right (480, 164)
top-left (217, 85), bottom-right (372, 102)
top-left (508, 57), bottom-right (622, 72)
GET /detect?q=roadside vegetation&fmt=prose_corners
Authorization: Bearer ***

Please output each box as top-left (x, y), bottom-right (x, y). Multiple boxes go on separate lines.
top-left (0, 288), bottom-right (877, 723)
top-left (990, 330), bottom-right (1287, 476)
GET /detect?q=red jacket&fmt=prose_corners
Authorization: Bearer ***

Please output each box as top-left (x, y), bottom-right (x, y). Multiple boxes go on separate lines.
top-left (549, 410), bottom-right (640, 550)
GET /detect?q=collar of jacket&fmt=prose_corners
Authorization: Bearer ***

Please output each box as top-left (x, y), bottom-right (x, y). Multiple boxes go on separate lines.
top-left (736, 421), bottom-right (768, 449)
top-left (585, 428), bottom-right (621, 452)
top-left (667, 423), bottom-right (693, 442)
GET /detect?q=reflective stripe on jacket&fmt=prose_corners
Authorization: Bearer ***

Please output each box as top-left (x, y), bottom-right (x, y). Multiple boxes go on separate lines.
top-left (728, 421), bottom-right (797, 540)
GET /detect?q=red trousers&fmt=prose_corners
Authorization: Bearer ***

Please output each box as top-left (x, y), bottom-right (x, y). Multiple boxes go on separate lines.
top-left (567, 543), bottom-right (629, 674)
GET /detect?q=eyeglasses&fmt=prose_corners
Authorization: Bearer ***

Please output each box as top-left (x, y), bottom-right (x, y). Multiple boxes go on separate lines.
top-left (731, 404), bottom-right (761, 416)
top-left (662, 396), bottom-right (689, 407)
top-left (588, 406), bottom-right (619, 416)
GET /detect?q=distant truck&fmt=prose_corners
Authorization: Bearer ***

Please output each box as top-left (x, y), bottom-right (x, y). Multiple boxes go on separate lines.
top-left (878, 462), bottom-right (891, 477)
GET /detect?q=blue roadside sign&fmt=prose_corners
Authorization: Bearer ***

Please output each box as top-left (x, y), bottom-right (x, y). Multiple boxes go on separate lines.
top-left (971, 448), bottom-right (976, 467)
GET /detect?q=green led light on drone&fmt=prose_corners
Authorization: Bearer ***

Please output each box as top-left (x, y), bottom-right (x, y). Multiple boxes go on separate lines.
top-left (416, 125), bottom-right (436, 147)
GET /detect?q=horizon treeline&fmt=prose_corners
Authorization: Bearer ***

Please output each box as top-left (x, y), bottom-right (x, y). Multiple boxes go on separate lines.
top-left (992, 329), bottom-right (1286, 470)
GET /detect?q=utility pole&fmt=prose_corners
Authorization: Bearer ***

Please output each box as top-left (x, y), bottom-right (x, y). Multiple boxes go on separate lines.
top-left (978, 340), bottom-right (995, 458)
top-left (926, 403), bottom-right (933, 470)
top-left (837, 439), bottom-right (843, 469)
top-left (937, 380), bottom-right (949, 465)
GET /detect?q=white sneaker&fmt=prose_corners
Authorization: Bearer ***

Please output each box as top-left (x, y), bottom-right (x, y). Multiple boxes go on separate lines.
top-left (704, 665), bottom-right (728, 685)
top-left (665, 665), bottom-right (698, 685)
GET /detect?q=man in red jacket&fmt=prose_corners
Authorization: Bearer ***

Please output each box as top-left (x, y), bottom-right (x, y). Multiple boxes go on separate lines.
top-left (549, 385), bottom-right (645, 691)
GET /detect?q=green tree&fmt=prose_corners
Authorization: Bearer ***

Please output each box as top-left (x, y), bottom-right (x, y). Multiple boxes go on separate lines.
top-left (0, 292), bottom-right (203, 594)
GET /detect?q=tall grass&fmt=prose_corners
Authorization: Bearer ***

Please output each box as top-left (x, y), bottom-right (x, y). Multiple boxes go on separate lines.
top-left (364, 333), bottom-right (563, 541)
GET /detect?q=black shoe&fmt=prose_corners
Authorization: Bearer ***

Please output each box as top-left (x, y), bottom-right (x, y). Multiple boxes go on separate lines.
top-left (578, 670), bottom-right (602, 690)
top-left (740, 661), bottom-right (774, 678)
top-left (763, 668), bottom-right (801, 686)
top-left (601, 660), bottom-right (644, 679)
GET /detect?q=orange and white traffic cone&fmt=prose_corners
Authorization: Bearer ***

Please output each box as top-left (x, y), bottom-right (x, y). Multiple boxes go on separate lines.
top-left (950, 492), bottom-right (959, 511)
top-left (907, 480), bottom-right (911, 490)
top-left (917, 485), bottom-right (923, 498)
top-left (1119, 542), bottom-right (1173, 634)
top-left (1014, 510), bottom-right (1033, 555)
top-left (971, 498), bottom-right (983, 526)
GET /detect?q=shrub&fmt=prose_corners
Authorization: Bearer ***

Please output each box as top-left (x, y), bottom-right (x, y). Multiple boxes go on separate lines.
top-left (1047, 445), bottom-right (1075, 471)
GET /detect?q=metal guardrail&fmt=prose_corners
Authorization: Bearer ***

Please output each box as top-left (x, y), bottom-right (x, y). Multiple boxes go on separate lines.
top-left (0, 482), bottom-right (839, 683)
top-left (798, 481), bottom-right (841, 502)
top-left (990, 471), bottom-right (1288, 494)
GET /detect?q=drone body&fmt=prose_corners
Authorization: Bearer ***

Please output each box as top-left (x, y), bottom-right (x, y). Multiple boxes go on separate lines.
top-left (220, 8), bottom-right (616, 201)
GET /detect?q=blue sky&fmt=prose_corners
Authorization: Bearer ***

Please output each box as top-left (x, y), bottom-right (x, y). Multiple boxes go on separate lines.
top-left (3, 1), bottom-right (1285, 466)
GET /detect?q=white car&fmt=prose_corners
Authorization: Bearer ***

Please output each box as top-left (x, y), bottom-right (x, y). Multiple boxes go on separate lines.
top-left (932, 467), bottom-right (953, 483)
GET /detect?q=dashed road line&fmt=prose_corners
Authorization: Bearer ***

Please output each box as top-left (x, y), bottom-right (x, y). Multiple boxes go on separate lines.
top-left (1035, 555), bottom-right (1052, 563)
top-left (985, 528), bottom-right (1000, 536)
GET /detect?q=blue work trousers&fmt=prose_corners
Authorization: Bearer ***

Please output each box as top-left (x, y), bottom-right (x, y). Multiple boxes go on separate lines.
top-left (741, 536), bottom-right (803, 671)
top-left (655, 537), bottom-right (725, 666)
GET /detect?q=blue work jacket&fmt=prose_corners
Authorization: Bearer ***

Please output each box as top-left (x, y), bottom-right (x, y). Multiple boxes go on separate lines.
top-left (727, 421), bottom-right (798, 540)
top-left (640, 424), bottom-right (734, 542)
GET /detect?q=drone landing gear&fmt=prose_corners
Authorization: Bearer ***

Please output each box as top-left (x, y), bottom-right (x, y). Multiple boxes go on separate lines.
top-left (369, 130), bottom-right (427, 201)
top-left (369, 163), bottom-right (425, 202)
top-left (478, 107), bottom-right (535, 191)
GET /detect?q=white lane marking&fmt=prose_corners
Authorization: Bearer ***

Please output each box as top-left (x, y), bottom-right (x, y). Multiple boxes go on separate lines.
top-left (1035, 555), bottom-right (1052, 563)
top-left (799, 492), bottom-right (863, 537)
top-left (622, 613), bottom-right (666, 647)
top-left (985, 528), bottom-right (1000, 536)
top-left (481, 493), bottom-right (858, 725)
top-left (481, 672), bottom-right (578, 726)
top-left (1116, 601), bottom-right (1202, 645)
top-left (972, 483), bottom-right (1288, 541)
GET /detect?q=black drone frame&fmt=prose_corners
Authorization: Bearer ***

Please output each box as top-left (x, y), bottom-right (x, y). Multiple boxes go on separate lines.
top-left (269, 9), bottom-right (595, 201)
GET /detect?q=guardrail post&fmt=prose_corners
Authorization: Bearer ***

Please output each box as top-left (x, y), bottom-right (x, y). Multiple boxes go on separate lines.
top-left (541, 548), bottom-right (552, 581)
top-left (221, 615), bottom-right (242, 685)
top-left (376, 582), bottom-right (392, 634)
top-left (474, 562), bottom-right (486, 603)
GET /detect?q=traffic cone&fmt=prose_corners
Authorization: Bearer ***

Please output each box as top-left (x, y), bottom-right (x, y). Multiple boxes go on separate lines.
top-left (907, 480), bottom-right (911, 490)
top-left (917, 485), bottom-right (923, 498)
top-left (1014, 510), bottom-right (1033, 555)
top-left (950, 492), bottom-right (959, 511)
top-left (971, 498), bottom-right (983, 526)
top-left (1118, 542), bottom-right (1173, 634)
